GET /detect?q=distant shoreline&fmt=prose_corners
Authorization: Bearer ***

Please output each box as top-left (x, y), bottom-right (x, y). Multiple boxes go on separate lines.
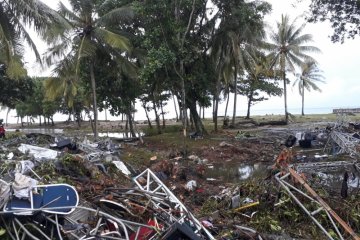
top-left (3, 112), bottom-right (360, 131)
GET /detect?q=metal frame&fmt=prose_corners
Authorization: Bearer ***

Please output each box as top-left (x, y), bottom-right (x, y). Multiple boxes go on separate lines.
top-left (1, 205), bottom-right (162, 240)
top-left (327, 131), bottom-right (360, 157)
top-left (133, 168), bottom-right (215, 240)
top-left (295, 161), bottom-right (356, 171)
top-left (0, 167), bottom-right (215, 240)
top-left (275, 167), bottom-right (360, 240)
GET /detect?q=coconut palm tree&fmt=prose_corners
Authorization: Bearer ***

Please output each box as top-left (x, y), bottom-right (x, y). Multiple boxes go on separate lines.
top-left (267, 14), bottom-right (320, 123)
top-left (293, 60), bottom-right (325, 116)
top-left (0, 0), bottom-right (69, 77)
top-left (45, 1), bottom-right (132, 139)
top-left (211, 2), bottom-right (268, 130)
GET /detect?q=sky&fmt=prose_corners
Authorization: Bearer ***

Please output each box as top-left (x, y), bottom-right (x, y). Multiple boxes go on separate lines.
top-left (1, 0), bottom-right (360, 123)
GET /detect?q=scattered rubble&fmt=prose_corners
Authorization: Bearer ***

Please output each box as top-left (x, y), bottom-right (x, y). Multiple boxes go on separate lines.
top-left (0, 115), bottom-right (359, 239)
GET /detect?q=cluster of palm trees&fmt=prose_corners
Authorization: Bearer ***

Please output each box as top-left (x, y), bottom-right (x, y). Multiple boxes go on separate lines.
top-left (1, 0), bottom-right (133, 138)
top-left (212, 13), bottom-right (325, 130)
top-left (0, 0), bottom-right (325, 137)
top-left (266, 15), bottom-right (324, 120)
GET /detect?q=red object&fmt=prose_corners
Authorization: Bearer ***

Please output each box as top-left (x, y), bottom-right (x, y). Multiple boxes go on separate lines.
top-left (196, 188), bottom-right (205, 193)
top-left (129, 219), bottom-right (162, 240)
top-left (0, 125), bottom-right (5, 137)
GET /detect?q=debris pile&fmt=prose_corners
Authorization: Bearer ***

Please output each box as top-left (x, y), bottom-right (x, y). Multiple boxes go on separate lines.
top-left (0, 116), bottom-right (360, 239)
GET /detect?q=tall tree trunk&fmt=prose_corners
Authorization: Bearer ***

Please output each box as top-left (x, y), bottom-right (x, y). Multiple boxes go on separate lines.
top-left (180, 71), bottom-right (187, 137)
top-left (178, 98), bottom-right (182, 121)
top-left (132, 101), bottom-right (136, 121)
top-left (153, 101), bottom-right (161, 134)
top-left (77, 112), bottom-right (81, 127)
top-left (246, 95), bottom-right (252, 119)
top-left (214, 77), bottom-right (221, 132)
top-left (39, 115), bottom-right (42, 126)
top-left (224, 91), bottom-right (230, 121)
top-left (125, 114), bottom-right (128, 131)
top-left (160, 101), bottom-right (166, 128)
top-left (105, 107), bottom-right (108, 121)
top-left (189, 111), bottom-right (193, 130)
top-left (214, 98), bottom-right (219, 132)
top-left (5, 108), bottom-right (10, 126)
top-left (283, 71), bottom-right (288, 123)
top-left (280, 56), bottom-right (288, 123)
top-left (231, 67), bottom-right (238, 126)
top-left (172, 93), bottom-right (179, 121)
top-left (142, 103), bottom-right (152, 128)
top-left (212, 98), bottom-right (215, 123)
top-left (126, 108), bottom-right (136, 137)
top-left (72, 106), bottom-right (75, 123)
top-left (174, 0), bottom-right (195, 158)
top-left (202, 106), bottom-right (205, 120)
top-left (188, 99), bottom-right (207, 134)
top-left (90, 63), bottom-right (98, 140)
top-left (301, 84), bottom-right (305, 116)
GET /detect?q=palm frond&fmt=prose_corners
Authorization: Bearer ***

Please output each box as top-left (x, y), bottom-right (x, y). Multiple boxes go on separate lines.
top-left (94, 28), bottom-right (131, 51)
top-left (6, 57), bottom-right (27, 78)
top-left (58, 2), bottom-right (82, 23)
top-left (13, 19), bottom-right (42, 62)
top-left (290, 34), bottom-right (314, 45)
top-left (297, 45), bottom-right (321, 54)
top-left (0, 24), bottom-right (13, 64)
top-left (285, 54), bottom-right (298, 72)
top-left (44, 40), bottom-right (71, 66)
top-left (97, 7), bottom-right (134, 27)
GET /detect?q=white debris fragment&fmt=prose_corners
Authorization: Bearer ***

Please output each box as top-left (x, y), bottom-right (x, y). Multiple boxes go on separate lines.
top-left (18, 144), bottom-right (58, 161)
top-left (15, 160), bottom-right (35, 174)
top-left (185, 180), bottom-right (197, 191)
top-left (112, 161), bottom-right (131, 175)
top-left (12, 173), bottom-right (38, 199)
top-left (7, 152), bottom-right (14, 160)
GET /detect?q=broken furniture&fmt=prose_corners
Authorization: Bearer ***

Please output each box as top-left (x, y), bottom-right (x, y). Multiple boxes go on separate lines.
top-left (4, 183), bottom-right (79, 216)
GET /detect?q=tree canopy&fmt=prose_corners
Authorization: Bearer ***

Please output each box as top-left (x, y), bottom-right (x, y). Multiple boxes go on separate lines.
top-left (0, 0), bottom-right (324, 132)
top-left (307, 0), bottom-right (360, 43)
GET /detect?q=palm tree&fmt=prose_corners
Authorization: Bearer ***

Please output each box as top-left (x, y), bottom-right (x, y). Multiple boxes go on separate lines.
top-left (267, 14), bottom-right (320, 123)
top-left (293, 60), bottom-right (325, 116)
top-left (211, 5), bottom-right (267, 129)
top-left (211, 31), bottom-right (238, 131)
top-left (45, 1), bottom-right (132, 139)
top-left (0, 0), bottom-right (68, 77)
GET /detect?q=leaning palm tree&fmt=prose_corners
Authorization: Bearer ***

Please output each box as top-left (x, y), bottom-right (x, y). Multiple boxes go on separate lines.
top-left (45, 1), bottom-right (132, 139)
top-left (293, 60), bottom-right (325, 116)
top-left (266, 14), bottom-right (320, 123)
top-left (0, 0), bottom-right (69, 77)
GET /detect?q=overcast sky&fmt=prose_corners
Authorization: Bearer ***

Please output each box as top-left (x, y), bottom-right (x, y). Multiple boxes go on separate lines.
top-left (2, 0), bottom-right (359, 123)
top-left (260, 0), bottom-right (360, 115)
